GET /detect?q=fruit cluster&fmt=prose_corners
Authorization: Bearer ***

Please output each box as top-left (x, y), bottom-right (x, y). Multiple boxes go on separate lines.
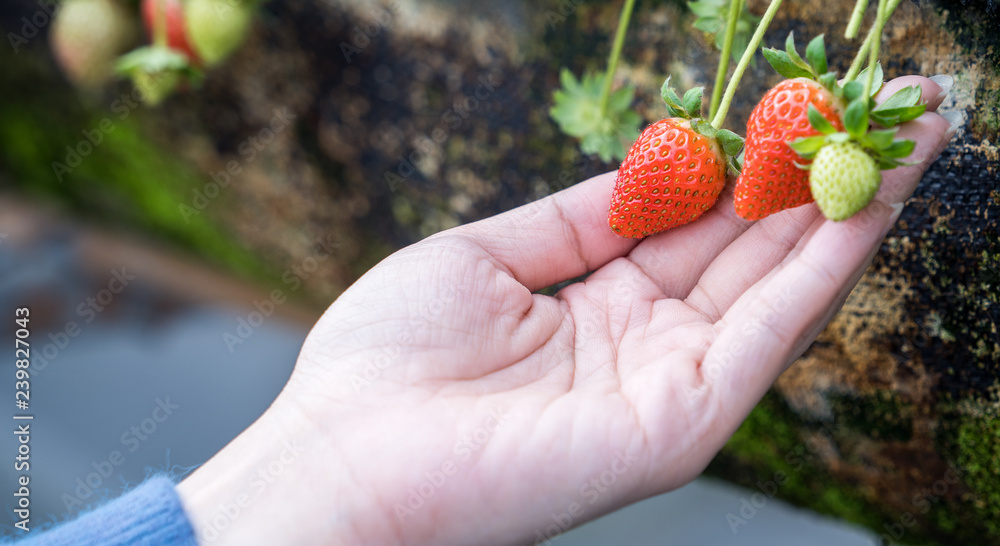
top-left (609, 34), bottom-right (925, 238)
top-left (50, 0), bottom-right (255, 104)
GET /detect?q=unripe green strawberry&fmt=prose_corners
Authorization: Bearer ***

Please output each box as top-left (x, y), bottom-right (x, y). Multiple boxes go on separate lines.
top-left (809, 142), bottom-right (881, 221)
top-left (185, 0), bottom-right (254, 66)
top-left (50, 0), bottom-right (135, 89)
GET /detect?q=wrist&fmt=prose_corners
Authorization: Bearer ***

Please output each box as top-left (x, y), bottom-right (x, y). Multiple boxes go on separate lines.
top-left (175, 394), bottom-right (379, 545)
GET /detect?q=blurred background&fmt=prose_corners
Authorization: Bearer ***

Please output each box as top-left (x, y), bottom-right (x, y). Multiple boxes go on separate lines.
top-left (0, 0), bottom-right (998, 544)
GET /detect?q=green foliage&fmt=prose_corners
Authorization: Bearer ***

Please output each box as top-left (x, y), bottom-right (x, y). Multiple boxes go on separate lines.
top-left (688, 0), bottom-right (760, 64)
top-left (550, 69), bottom-right (641, 163)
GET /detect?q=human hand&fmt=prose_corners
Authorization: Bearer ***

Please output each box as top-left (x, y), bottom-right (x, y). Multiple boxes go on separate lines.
top-left (177, 76), bottom-right (956, 545)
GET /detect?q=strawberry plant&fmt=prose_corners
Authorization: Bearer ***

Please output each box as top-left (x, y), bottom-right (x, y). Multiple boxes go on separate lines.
top-left (550, 0), bottom-right (641, 162)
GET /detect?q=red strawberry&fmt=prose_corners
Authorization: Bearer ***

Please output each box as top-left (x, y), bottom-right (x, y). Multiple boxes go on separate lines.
top-left (609, 118), bottom-right (728, 238)
top-left (734, 77), bottom-right (844, 220)
top-left (142, 0), bottom-right (200, 63)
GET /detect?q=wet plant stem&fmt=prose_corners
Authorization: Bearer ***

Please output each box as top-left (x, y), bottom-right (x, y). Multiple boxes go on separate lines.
top-left (599, 0), bottom-right (638, 119)
top-left (711, 0), bottom-right (784, 129)
top-left (153, 0), bottom-right (168, 48)
top-left (863, 0), bottom-right (889, 99)
top-left (845, 0), bottom-right (867, 39)
top-left (845, 0), bottom-right (903, 81)
top-left (710, 0), bottom-right (743, 119)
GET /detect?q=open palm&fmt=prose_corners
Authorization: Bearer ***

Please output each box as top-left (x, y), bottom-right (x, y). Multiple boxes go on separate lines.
top-left (179, 76), bottom-right (953, 546)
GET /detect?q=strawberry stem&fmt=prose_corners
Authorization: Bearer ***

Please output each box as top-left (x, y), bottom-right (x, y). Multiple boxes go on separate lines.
top-left (863, 0), bottom-right (889, 100)
top-left (710, 0), bottom-right (743, 120)
top-left (153, 0), bottom-right (168, 49)
top-left (599, 0), bottom-right (638, 120)
top-left (711, 0), bottom-right (784, 130)
top-left (845, 0), bottom-right (903, 81)
top-left (844, 0), bottom-right (867, 39)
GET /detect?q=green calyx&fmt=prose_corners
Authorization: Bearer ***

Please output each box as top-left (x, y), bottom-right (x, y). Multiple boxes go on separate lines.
top-left (789, 94), bottom-right (922, 170)
top-left (770, 32), bottom-right (927, 171)
top-left (550, 69), bottom-right (641, 163)
top-left (763, 33), bottom-right (888, 102)
top-left (115, 45), bottom-right (204, 106)
top-left (662, 77), bottom-right (745, 172)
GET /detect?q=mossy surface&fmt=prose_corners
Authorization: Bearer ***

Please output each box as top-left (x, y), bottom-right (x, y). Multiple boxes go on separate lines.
top-left (0, 48), bottom-right (274, 285)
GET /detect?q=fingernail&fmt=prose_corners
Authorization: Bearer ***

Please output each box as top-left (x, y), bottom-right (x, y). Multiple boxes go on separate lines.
top-left (929, 74), bottom-right (954, 102)
top-left (940, 109), bottom-right (963, 139)
top-left (882, 202), bottom-right (905, 236)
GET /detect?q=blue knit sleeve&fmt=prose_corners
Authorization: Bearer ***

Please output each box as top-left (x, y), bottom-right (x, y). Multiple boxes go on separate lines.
top-left (16, 476), bottom-right (197, 546)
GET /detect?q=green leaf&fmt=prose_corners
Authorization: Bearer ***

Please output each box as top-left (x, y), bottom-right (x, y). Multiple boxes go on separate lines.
top-left (881, 139), bottom-right (916, 158)
top-left (842, 81), bottom-right (864, 102)
top-left (856, 62), bottom-right (884, 96)
top-left (682, 87), bottom-right (704, 118)
top-left (693, 119), bottom-right (718, 139)
top-left (788, 135), bottom-right (827, 157)
top-left (818, 73), bottom-right (837, 91)
top-left (559, 68), bottom-right (579, 92)
top-left (828, 132), bottom-right (851, 143)
top-left (864, 129), bottom-right (896, 149)
top-left (844, 97), bottom-right (870, 139)
top-left (116, 46), bottom-right (190, 74)
top-left (694, 17), bottom-right (723, 33)
top-left (608, 85), bottom-right (636, 113)
top-left (871, 105), bottom-right (926, 128)
top-left (805, 34), bottom-right (828, 76)
top-left (875, 85), bottom-right (922, 111)
top-left (762, 48), bottom-right (813, 79)
top-left (784, 32), bottom-right (811, 72)
top-left (717, 129), bottom-right (745, 156)
top-left (807, 104), bottom-right (837, 134)
top-left (550, 70), bottom-right (641, 162)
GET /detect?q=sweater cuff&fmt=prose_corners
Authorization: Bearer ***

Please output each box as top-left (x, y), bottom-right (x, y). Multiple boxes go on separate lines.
top-left (19, 476), bottom-right (197, 546)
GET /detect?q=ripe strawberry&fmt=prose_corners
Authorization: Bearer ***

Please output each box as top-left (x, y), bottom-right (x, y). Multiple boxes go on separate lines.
top-left (142, 0), bottom-right (200, 63)
top-left (733, 77), bottom-right (844, 220)
top-left (50, 0), bottom-right (135, 89)
top-left (609, 117), bottom-right (727, 238)
top-left (808, 142), bottom-right (881, 221)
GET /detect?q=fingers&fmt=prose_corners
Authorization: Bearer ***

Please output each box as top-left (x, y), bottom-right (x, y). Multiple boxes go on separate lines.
top-left (875, 110), bottom-right (956, 205)
top-left (626, 74), bottom-right (949, 304)
top-left (683, 107), bottom-right (954, 322)
top-left (696, 99), bottom-right (956, 431)
top-left (620, 186), bottom-right (752, 299)
top-left (434, 171), bottom-right (636, 292)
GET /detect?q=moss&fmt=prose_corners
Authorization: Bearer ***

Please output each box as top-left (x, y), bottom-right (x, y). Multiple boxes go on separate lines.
top-left (828, 391), bottom-right (915, 443)
top-left (0, 49), bottom-right (275, 287)
top-left (707, 393), bottom-right (894, 535)
top-left (942, 396), bottom-right (1000, 536)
